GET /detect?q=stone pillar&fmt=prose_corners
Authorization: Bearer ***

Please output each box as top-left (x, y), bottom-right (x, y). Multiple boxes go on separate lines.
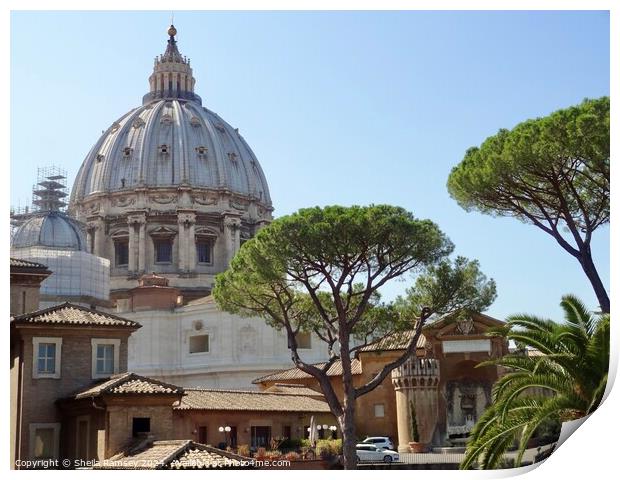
top-left (127, 222), bottom-right (137, 274)
top-left (88, 218), bottom-right (106, 258)
top-left (187, 220), bottom-right (196, 272)
top-left (138, 220), bottom-right (146, 274)
top-left (177, 217), bottom-right (187, 272)
top-left (127, 214), bottom-right (146, 275)
top-left (223, 216), bottom-right (241, 265)
top-left (391, 357), bottom-right (440, 452)
top-left (177, 212), bottom-right (196, 273)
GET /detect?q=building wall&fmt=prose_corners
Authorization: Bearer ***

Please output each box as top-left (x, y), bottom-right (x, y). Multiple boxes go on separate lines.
top-left (123, 304), bottom-right (329, 389)
top-left (10, 284), bottom-right (41, 316)
top-left (172, 410), bottom-right (336, 448)
top-left (255, 352), bottom-right (400, 442)
top-left (11, 247), bottom-right (110, 305)
top-left (105, 401), bottom-right (176, 459)
top-left (13, 328), bottom-right (131, 462)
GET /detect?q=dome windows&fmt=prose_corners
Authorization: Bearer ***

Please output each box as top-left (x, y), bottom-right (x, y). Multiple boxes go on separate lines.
top-left (96, 154), bottom-right (104, 163)
top-left (227, 152), bottom-right (238, 162)
top-left (161, 113), bottom-right (173, 125)
top-left (190, 116), bottom-right (201, 127)
top-left (159, 144), bottom-right (169, 155)
top-left (123, 147), bottom-right (133, 158)
top-left (195, 146), bottom-right (208, 158)
top-left (133, 118), bottom-right (145, 129)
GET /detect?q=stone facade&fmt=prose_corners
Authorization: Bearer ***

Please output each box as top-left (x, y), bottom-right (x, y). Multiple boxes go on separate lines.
top-left (254, 312), bottom-right (510, 452)
top-left (116, 276), bottom-right (329, 388)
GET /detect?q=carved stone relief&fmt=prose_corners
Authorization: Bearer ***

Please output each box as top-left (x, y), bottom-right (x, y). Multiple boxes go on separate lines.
top-left (111, 196), bottom-right (136, 207)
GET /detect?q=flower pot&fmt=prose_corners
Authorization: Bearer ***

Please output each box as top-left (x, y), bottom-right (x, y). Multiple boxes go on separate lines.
top-left (409, 441), bottom-right (426, 453)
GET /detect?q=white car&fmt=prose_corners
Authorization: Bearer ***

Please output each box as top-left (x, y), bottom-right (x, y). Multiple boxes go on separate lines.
top-left (356, 443), bottom-right (400, 463)
top-left (362, 436), bottom-right (395, 450)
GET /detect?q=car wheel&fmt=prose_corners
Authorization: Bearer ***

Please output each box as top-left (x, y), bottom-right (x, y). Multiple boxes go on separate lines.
top-left (383, 455), bottom-right (393, 463)
top-left (356, 456), bottom-right (361, 463)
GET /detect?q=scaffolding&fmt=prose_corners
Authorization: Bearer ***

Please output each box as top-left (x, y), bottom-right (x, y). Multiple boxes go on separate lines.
top-left (10, 165), bottom-right (69, 230)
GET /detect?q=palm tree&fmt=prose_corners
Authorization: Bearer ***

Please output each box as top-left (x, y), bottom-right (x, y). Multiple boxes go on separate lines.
top-left (461, 294), bottom-right (609, 469)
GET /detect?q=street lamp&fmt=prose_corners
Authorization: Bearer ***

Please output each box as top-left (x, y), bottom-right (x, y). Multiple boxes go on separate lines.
top-left (218, 425), bottom-right (231, 447)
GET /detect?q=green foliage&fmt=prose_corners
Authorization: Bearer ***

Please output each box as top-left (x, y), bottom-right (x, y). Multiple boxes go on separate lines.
top-left (279, 438), bottom-right (303, 450)
top-left (409, 400), bottom-right (420, 442)
top-left (214, 204), bottom-right (454, 338)
top-left (447, 97), bottom-right (610, 312)
top-left (447, 97), bottom-right (609, 228)
top-left (236, 444), bottom-right (250, 457)
top-left (316, 439), bottom-right (343, 457)
top-left (396, 256), bottom-right (497, 318)
top-left (461, 295), bottom-right (609, 470)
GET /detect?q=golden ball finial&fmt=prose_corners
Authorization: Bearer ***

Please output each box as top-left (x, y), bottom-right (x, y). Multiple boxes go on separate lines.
top-left (168, 25), bottom-right (177, 37)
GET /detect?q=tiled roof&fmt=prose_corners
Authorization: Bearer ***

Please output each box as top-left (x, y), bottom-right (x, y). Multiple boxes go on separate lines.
top-left (252, 359), bottom-right (362, 384)
top-left (10, 257), bottom-right (49, 269)
top-left (175, 388), bottom-right (331, 413)
top-left (11, 302), bottom-right (141, 329)
top-left (95, 440), bottom-right (250, 469)
top-left (75, 373), bottom-right (183, 399)
top-left (264, 384), bottom-right (324, 397)
top-left (359, 330), bottom-right (427, 352)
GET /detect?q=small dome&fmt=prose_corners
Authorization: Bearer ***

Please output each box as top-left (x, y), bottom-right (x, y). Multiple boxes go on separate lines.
top-left (11, 211), bottom-right (87, 251)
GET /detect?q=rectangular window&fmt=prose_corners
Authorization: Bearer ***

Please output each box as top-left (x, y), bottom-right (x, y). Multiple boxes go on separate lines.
top-left (251, 426), bottom-right (271, 448)
top-left (132, 418), bottom-right (151, 437)
top-left (282, 425), bottom-right (291, 440)
top-left (91, 339), bottom-right (120, 379)
top-left (115, 241), bottom-right (129, 266)
top-left (196, 240), bottom-right (212, 264)
top-left (34, 428), bottom-right (55, 458)
top-left (37, 343), bottom-right (56, 374)
top-left (32, 337), bottom-right (62, 379)
top-left (155, 240), bottom-right (172, 263)
top-left (189, 335), bottom-right (209, 354)
top-left (295, 332), bottom-right (312, 349)
top-left (29, 423), bottom-right (60, 460)
top-left (374, 404), bottom-right (385, 418)
top-left (96, 344), bottom-right (114, 375)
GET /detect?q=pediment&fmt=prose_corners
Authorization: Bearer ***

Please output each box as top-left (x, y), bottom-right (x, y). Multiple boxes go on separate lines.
top-left (425, 312), bottom-right (504, 339)
top-left (148, 226), bottom-right (178, 237)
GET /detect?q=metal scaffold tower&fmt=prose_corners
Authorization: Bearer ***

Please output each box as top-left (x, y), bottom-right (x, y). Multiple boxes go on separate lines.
top-left (10, 165), bottom-right (69, 230)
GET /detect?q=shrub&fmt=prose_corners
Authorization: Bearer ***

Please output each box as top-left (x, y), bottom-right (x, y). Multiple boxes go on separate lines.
top-left (256, 447), bottom-right (267, 459)
top-left (265, 450), bottom-right (282, 460)
top-left (237, 444), bottom-right (250, 457)
top-left (280, 438), bottom-right (303, 450)
top-left (284, 451), bottom-right (301, 461)
top-left (316, 439), bottom-right (342, 458)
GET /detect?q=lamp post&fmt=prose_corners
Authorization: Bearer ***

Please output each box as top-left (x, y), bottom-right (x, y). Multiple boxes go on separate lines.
top-left (307, 424), bottom-right (338, 441)
top-left (218, 425), bottom-right (231, 448)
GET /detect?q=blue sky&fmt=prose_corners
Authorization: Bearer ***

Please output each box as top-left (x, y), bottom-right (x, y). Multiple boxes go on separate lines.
top-left (10, 10), bottom-right (610, 321)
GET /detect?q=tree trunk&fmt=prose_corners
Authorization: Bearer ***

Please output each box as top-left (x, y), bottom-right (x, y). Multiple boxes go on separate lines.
top-left (339, 401), bottom-right (357, 470)
top-left (579, 247), bottom-right (610, 314)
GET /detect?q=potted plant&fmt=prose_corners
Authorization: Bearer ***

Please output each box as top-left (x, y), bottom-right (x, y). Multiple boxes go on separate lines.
top-left (409, 400), bottom-right (425, 453)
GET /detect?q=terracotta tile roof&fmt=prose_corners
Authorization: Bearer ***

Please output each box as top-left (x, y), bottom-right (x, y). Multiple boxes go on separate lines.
top-left (359, 330), bottom-right (427, 352)
top-left (11, 302), bottom-right (141, 329)
top-left (75, 373), bottom-right (183, 399)
top-left (264, 384), bottom-right (324, 397)
top-left (175, 388), bottom-right (331, 413)
top-left (95, 440), bottom-right (250, 469)
top-left (10, 257), bottom-right (49, 269)
top-left (252, 359), bottom-right (362, 384)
